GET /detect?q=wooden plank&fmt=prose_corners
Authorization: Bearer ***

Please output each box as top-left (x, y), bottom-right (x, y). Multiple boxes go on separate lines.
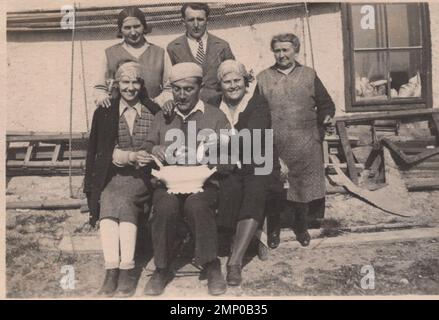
top-left (364, 145), bottom-right (382, 169)
top-left (325, 135), bottom-right (359, 143)
top-left (276, 227), bottom-right (439, 250)
top-left (51, 144), bottom-right (62, 164)
top-left (430, 113), bottom-right (439, 145)
top-left (335, 109), bottom-right (439, 125)
top-left (6, 169), bottom-right (85, 177)
top-left (406, 162), bottom-right (439, 170)
top-left (322, 140), bottom-right (329, 166)
top-left (399, 147), bottom-right (436, 154)
top-left (335, 121), bottom-right (359, 184)
top-left (8, 148), bottom-right (87, 161)
top-left (329, 155), bottom-right (412, 217)
top-left (6, 199), bottom-right (87, 210)
top-left (23, 142), bottom-right (36, 166)
top-left (406, 178), bottom-right (439, 191)
top-left (401, 170), bottom-right (439, 179)
top-left (7, 160), bottom-right (85, 168)
top-left (7, 130), bottom-right (87, 136)
top-left (7, 133), bottom-right (88, 142)
top-left (393, 138), bottom-right (437, 149)
top-left (381, 138), bottom-right (439, 164)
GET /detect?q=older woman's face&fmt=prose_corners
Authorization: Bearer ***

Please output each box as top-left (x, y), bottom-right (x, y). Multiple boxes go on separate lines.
top-left (121, 17), bottom-right (144, 46)
top-left (221, 72), bottom-right (246, 104)
top-left (119, 76), bottom-right (142, 102)
top-left (273, 41), bottom-right (297, 69)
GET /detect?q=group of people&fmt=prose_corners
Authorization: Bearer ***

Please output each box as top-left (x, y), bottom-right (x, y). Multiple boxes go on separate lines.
top-left (84, 3), bottom-right (335, 297)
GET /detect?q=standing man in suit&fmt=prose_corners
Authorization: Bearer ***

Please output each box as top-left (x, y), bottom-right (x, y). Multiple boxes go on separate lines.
top-left (167, 2), bottom-right (235, 103)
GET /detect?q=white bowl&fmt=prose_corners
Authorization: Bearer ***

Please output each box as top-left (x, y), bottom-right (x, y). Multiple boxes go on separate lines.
top-left (151, 165), bottom-right (217, 194)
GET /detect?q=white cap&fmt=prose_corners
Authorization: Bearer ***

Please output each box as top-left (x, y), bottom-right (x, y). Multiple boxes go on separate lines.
top-left (169, 62), bottom-right (203, 83)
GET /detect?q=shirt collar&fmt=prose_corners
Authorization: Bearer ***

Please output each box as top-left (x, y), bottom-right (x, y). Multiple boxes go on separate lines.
top-left (274, 61), bottom-right (301, 75)
top-left (175, 100), bottom-right (205, 120)
top-left (219, 92), bottom-right (251, 128)
top-left (119, 99), bottom-right (143, 117)
top-left (122, 39), bottom-right (149, 51)
top-left (186, 31), bottom-right (208, 44)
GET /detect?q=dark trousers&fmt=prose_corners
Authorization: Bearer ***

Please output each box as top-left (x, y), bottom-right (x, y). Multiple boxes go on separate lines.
top-left (151, 186), bottom-right (218, 269)
top-left (290, 197), bottom-right (326, 232)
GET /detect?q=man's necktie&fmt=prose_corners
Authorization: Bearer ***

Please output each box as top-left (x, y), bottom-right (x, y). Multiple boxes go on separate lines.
top-left (195, 39), bottom-right (205, 65)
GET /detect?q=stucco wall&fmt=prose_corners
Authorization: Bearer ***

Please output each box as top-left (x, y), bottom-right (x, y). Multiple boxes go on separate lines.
top-left (429, 3), bottom-right (439, 109)
top-left (7, 4), bottom-right (344, 132)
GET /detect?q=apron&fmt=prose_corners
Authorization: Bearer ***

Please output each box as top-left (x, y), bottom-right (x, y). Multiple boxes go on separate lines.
top-left (258, 66), bottom-right (325, 203)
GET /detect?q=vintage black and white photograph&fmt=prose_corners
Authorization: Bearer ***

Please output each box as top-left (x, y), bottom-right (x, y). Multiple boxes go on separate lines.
top-left (3, 0), bottom-right (439, 299)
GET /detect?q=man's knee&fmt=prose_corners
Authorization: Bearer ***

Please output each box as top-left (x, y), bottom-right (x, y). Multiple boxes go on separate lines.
top-left (152, 192), bottom-right (180, 220)
top-left (184, 194), bottom-right (211, 220)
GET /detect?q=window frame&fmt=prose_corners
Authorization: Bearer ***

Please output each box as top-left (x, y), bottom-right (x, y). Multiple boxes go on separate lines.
top-left (341, 3), bottom-right (432, 112)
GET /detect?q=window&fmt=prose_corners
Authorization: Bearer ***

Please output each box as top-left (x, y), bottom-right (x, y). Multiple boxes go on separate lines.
top-left (342, 3), bottom-right (432, 112)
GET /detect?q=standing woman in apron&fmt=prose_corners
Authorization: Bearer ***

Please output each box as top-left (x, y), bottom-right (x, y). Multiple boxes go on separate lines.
top-left (255, 33), bottom-right (335, 246)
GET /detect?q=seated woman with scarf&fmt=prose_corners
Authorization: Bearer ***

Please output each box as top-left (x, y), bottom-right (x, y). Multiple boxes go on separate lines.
top-left (208, 60), bottom-right (276, 286)
top-left (84, 61), bottom-right (158, 297)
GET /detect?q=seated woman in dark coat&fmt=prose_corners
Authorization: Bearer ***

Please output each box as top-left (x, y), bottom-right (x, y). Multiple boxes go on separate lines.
top-left (209, 60), bottom-right (274, 286)
top-left (84, 61), bottom-right (158, 297)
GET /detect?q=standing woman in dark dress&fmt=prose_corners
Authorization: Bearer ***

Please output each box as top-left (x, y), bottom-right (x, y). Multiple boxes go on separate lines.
top-left (256, 33), bottom-right (335, 246)
top-left (84, 61), bottom-right (157, 297)
top-left (210, 60), bottom-right (273, 286)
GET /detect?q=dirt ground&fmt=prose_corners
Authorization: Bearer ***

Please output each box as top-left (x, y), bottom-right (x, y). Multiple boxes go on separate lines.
top-left (5, 175), bottom-right (439, 298)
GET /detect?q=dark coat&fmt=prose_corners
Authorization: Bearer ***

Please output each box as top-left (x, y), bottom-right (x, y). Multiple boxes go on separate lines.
top-left (207, 91), bottom-right (280, 177)
top-left (167, 33), bottom-right (235, 102)
top-left (83, 97), bottom-right (160, 226)
top-left (208, 91), bottom-right (282, 227)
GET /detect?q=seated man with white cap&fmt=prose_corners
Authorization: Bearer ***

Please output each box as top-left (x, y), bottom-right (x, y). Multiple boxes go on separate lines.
top-left (141, 62), bottom-right (230, 296)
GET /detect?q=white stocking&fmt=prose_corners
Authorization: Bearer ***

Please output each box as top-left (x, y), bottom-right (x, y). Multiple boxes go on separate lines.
top-left (119, 222), bottom-right (137, 270)
top-left (100, 219), bottom-right (120, 269)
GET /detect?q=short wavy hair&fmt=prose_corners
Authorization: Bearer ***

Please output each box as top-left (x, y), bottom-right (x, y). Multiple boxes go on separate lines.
top-left (181, 3), bottom-right (210, 18)
top-left (117, 7), bottom-right (151, 38)
top-left (270, 33), bottom-right (301, 53)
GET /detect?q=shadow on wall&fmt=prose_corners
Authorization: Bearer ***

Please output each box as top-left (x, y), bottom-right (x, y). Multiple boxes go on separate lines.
top-left (7, 3), bottom-right (341, 43)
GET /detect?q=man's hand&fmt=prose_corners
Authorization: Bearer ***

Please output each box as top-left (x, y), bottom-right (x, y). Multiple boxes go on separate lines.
top-left (94, 91), bottom-right (111, 108)
top-left (152, 145), bottom-right (167, 163)
top-left (162, 99), bottom-right (176, 116)
top-left (136, 150), bottom-right (153, 167)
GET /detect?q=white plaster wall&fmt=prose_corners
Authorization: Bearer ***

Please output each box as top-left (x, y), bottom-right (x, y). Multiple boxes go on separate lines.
top-left (5, 4), bottom-right (344, 132)
top-left (429, 3), bottom-right (439, 109)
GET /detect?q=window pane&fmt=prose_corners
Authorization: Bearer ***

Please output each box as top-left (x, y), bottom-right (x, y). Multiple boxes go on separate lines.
top-left (387, 4), bottom-right (421, 47)
top-left (352, 4), bottom-right (387, 48)
top-left (354, 51), bottom-right (389, 102)
top-left (389, 50), bottom-right (422, 99)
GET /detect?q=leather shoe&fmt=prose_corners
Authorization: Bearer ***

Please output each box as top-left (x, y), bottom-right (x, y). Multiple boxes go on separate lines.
top-left (268, 230), bottom-right (280, 249)
top-left (226, 265), bottom-right (242, 286)
top-left (204, 259), bottom-right (227, 295)
top-left (296, 231), bottom-right (311, 247)
top-left (116, 268), bottom-right (137, 297)
top-left (144, 268), bottom-right (172, 296)
top-left (97, 268), bottom-right (119, 297)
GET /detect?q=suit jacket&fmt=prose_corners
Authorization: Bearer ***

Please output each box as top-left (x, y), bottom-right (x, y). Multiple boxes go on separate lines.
top-left (167, 32), bottom-right (235, 102)
top-left (83, 97), bottom-right (160, 226)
